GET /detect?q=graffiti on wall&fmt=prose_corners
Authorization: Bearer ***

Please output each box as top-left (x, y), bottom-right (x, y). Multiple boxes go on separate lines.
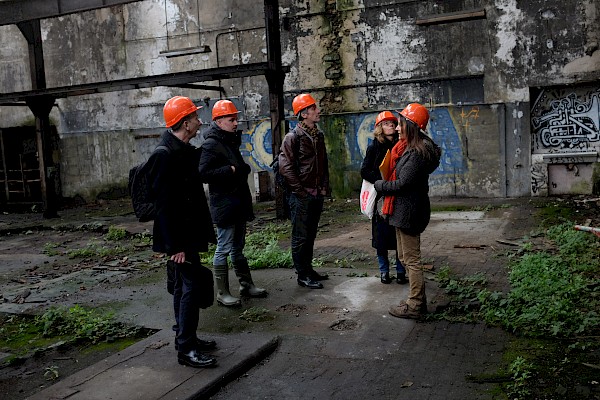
top-left (242, 110), bottom-right (466, 189)
top-left (530, 160), bottom-right (548, 195)
top-left (354, 109), bottom-right (465, 182)
top-left (529, 87), bottom-right (600, 196)
top-left (429, 108), bottom-right (466, 181)
top-left (532, 89), bottom-right (600, 151)
top-left (241, 120), bottom-right (298, 171)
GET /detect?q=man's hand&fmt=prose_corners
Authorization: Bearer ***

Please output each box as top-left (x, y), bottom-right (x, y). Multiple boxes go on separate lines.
top-left (171, 252), bottom-right (185, 264)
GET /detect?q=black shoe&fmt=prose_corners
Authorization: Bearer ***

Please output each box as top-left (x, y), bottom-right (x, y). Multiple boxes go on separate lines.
top-left (309, 270), bottom-right (329, 281)
top-left (297, 276), bottom-right (323, 289)
top-left (380, 272), bottom-right (392, 284)
top-left (396, 274), bottom-right (408, 284)
top-left (196, 338), bottom-right (217, 350)
top-left (177, 350), bottom-right (217, 368)
top-left (175, 338), bottom-right (217, 351)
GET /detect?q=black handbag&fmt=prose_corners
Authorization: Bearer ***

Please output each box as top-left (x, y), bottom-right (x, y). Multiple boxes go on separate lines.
top-left (166, 260), bottom-right (176, 295)
top-left (197, 263), bottom-right (215, 309)
top-left (166, 260), bottom-right (214, 309)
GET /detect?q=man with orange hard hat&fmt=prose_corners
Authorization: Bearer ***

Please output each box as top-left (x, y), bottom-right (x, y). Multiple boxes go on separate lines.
top-left (150, 96), bottom-right (217, 368)
top-left (278, 93), bottom-right (330, 289)
top-left (199, 100), bottom-right (267, 306)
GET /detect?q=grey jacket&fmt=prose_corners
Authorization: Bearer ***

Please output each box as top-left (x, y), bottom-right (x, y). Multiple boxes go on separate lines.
top-left (374, 136), bottom-right (441, 235)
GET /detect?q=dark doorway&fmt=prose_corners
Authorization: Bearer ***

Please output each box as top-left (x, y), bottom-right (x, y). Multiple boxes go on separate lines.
top-left (0, 127), bottom-right (42, 206)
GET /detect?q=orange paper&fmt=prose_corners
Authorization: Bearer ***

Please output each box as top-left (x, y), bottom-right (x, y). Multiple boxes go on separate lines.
top-left (379, 149), bottom-right (391, 180)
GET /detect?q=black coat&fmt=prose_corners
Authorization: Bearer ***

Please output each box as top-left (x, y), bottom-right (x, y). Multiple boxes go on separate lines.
top-left (375, 136), bottom-right (441, 235)
top-left (361, 138), bottom-right (397, 251)
top-left (149, 130), bottom-right (216, 255)
top-left (198, 123), bottom-right (254, 227)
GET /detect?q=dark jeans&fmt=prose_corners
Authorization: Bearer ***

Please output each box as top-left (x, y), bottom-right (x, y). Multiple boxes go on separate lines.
top-left (289, 192), bottom-right (324, 278)
top-left (172, 252), bottom-right (203, 353)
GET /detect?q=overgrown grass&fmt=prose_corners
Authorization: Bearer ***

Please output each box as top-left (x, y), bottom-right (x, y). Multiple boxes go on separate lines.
top-left (36, 305), bottom-right (141, 343)
top-left (43, 225), bottom-right (143, 259)
top-left (66, 242), bottom-right (129, 258)
top-left (433, 219), bottom-right (600, 398)
top-left (0, 305), bottom-right (148, 363)
top-left (104, 226), bottom-right (127, 241)
top-left (429, 267), bottom-right (487, 323)
top-left (478, 222), bottom-right (599, 338)
top-left (505, 356), bottom-right (534, 399)
top-left (201, 222), bottom-right (293, 269)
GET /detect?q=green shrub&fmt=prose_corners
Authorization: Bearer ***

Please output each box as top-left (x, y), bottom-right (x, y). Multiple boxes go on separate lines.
top-left (36, 305), bottom-right (140, 344)
top-left (105, 226), bottom-right (127, 241)
top-left (479, 223), bottom-right (600, 337)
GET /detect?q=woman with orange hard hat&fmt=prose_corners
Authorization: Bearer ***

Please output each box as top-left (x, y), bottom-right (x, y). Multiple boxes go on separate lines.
top-left (374, 103), bottom-right (441, 319)
top-left (360, 111), bottom-right (407, 284)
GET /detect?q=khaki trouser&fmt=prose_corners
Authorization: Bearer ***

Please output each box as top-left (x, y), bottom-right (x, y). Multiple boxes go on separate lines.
top-left (396, 228), bottom-right (425, 310)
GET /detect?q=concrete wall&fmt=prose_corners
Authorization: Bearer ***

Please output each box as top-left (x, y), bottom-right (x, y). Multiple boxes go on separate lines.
top-left (0, 0), bottom-right (598, 201)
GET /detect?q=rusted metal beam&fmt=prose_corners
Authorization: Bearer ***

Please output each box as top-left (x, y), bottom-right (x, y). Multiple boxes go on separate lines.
top-left (170, 84), bottom-right (224, 92)
top-left (16, 20), bottom-right (46, 89)
top-left (0, 63), bottom-right (285, 104)
top-left (416, 9), bottom-right (486, 26)
top-left (0, 0), bottom-right (143, 26)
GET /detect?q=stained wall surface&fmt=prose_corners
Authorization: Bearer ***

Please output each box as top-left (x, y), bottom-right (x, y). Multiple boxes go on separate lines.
top-left (0, 0), bottom-right (598, 200)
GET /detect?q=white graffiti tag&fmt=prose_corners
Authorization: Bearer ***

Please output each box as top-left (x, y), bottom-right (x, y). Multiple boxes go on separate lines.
top-left (532, 93), bottom-right (600, 148)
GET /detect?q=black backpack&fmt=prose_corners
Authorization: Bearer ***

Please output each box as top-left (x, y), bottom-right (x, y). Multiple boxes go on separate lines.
top-left (270, 131), bottom-right (299, 219)
top-left (270, 130), bottom-right (298, 191)
top-left (128, 145), bottom-right (170, 222)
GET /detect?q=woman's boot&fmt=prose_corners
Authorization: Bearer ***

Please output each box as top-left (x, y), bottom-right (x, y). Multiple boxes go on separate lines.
top-left (213, 264), bottom-right (241, 306)
top-left (380, 272), bottom-right (392, 284)
top-left (377, 254), bottom-right (392, 284)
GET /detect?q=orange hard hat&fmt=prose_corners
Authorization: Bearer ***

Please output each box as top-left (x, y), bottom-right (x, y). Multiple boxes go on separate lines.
top-left (163, 96), bottom-right (202, 128)
top-left (292, 93), bottom-right (316, 116)
top-left (399, 103), bottom-right (429, 131)
top-left (212, 100), bottom-right (240, 120)
top-left (375, 111), bottom-right (398, 127)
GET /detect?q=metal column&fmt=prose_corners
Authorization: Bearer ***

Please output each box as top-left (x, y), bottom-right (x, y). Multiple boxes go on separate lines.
top-left (264, 0), bottom-right (288, 219)
top-left (18, 20), bottom-right (59, 218)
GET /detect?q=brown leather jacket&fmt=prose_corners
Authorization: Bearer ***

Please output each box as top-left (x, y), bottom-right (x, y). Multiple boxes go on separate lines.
top-left (278, 124), bottom-right (330, 197)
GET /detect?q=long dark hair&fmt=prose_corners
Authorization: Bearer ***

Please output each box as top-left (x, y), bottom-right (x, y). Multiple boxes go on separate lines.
top-left (398, 117), bottom-right (433, 160)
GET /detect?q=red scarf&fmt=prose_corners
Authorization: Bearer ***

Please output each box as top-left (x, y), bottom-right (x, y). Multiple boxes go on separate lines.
top-left (382, 138), bottom-right (407, 216)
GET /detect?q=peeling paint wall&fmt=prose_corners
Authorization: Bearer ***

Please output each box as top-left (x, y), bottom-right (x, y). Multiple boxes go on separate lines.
top-left (0, 0), bottom-right (598, 201)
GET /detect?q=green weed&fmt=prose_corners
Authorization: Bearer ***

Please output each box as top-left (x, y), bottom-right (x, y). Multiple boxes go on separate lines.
top-left (36, 305), bottom-right (141, 344)
top-left (44, 365), bottom-right (59, 381)
top-left (66, 242), bottom-right (128, 258)
top-left (505, 356), bottom-right (533, 399)
top-left (239, 307), bottom-right (273, 322)
top-left (0, 306), bottom-right (147, 361)
top-left (346, 271), bottom-right (368, 277)
top-left (105, 226), bottom-right (127, 241)
top-left (479, 222), bottom-right (599, 338)
top-left (200, 223), bottom-right (293, 269)
top-left (133, 231), bottom-right (152, 246)
top-left (430, 268), bottom-right (487, 322)
top-left (43, 242), bottom-right (62, 256)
